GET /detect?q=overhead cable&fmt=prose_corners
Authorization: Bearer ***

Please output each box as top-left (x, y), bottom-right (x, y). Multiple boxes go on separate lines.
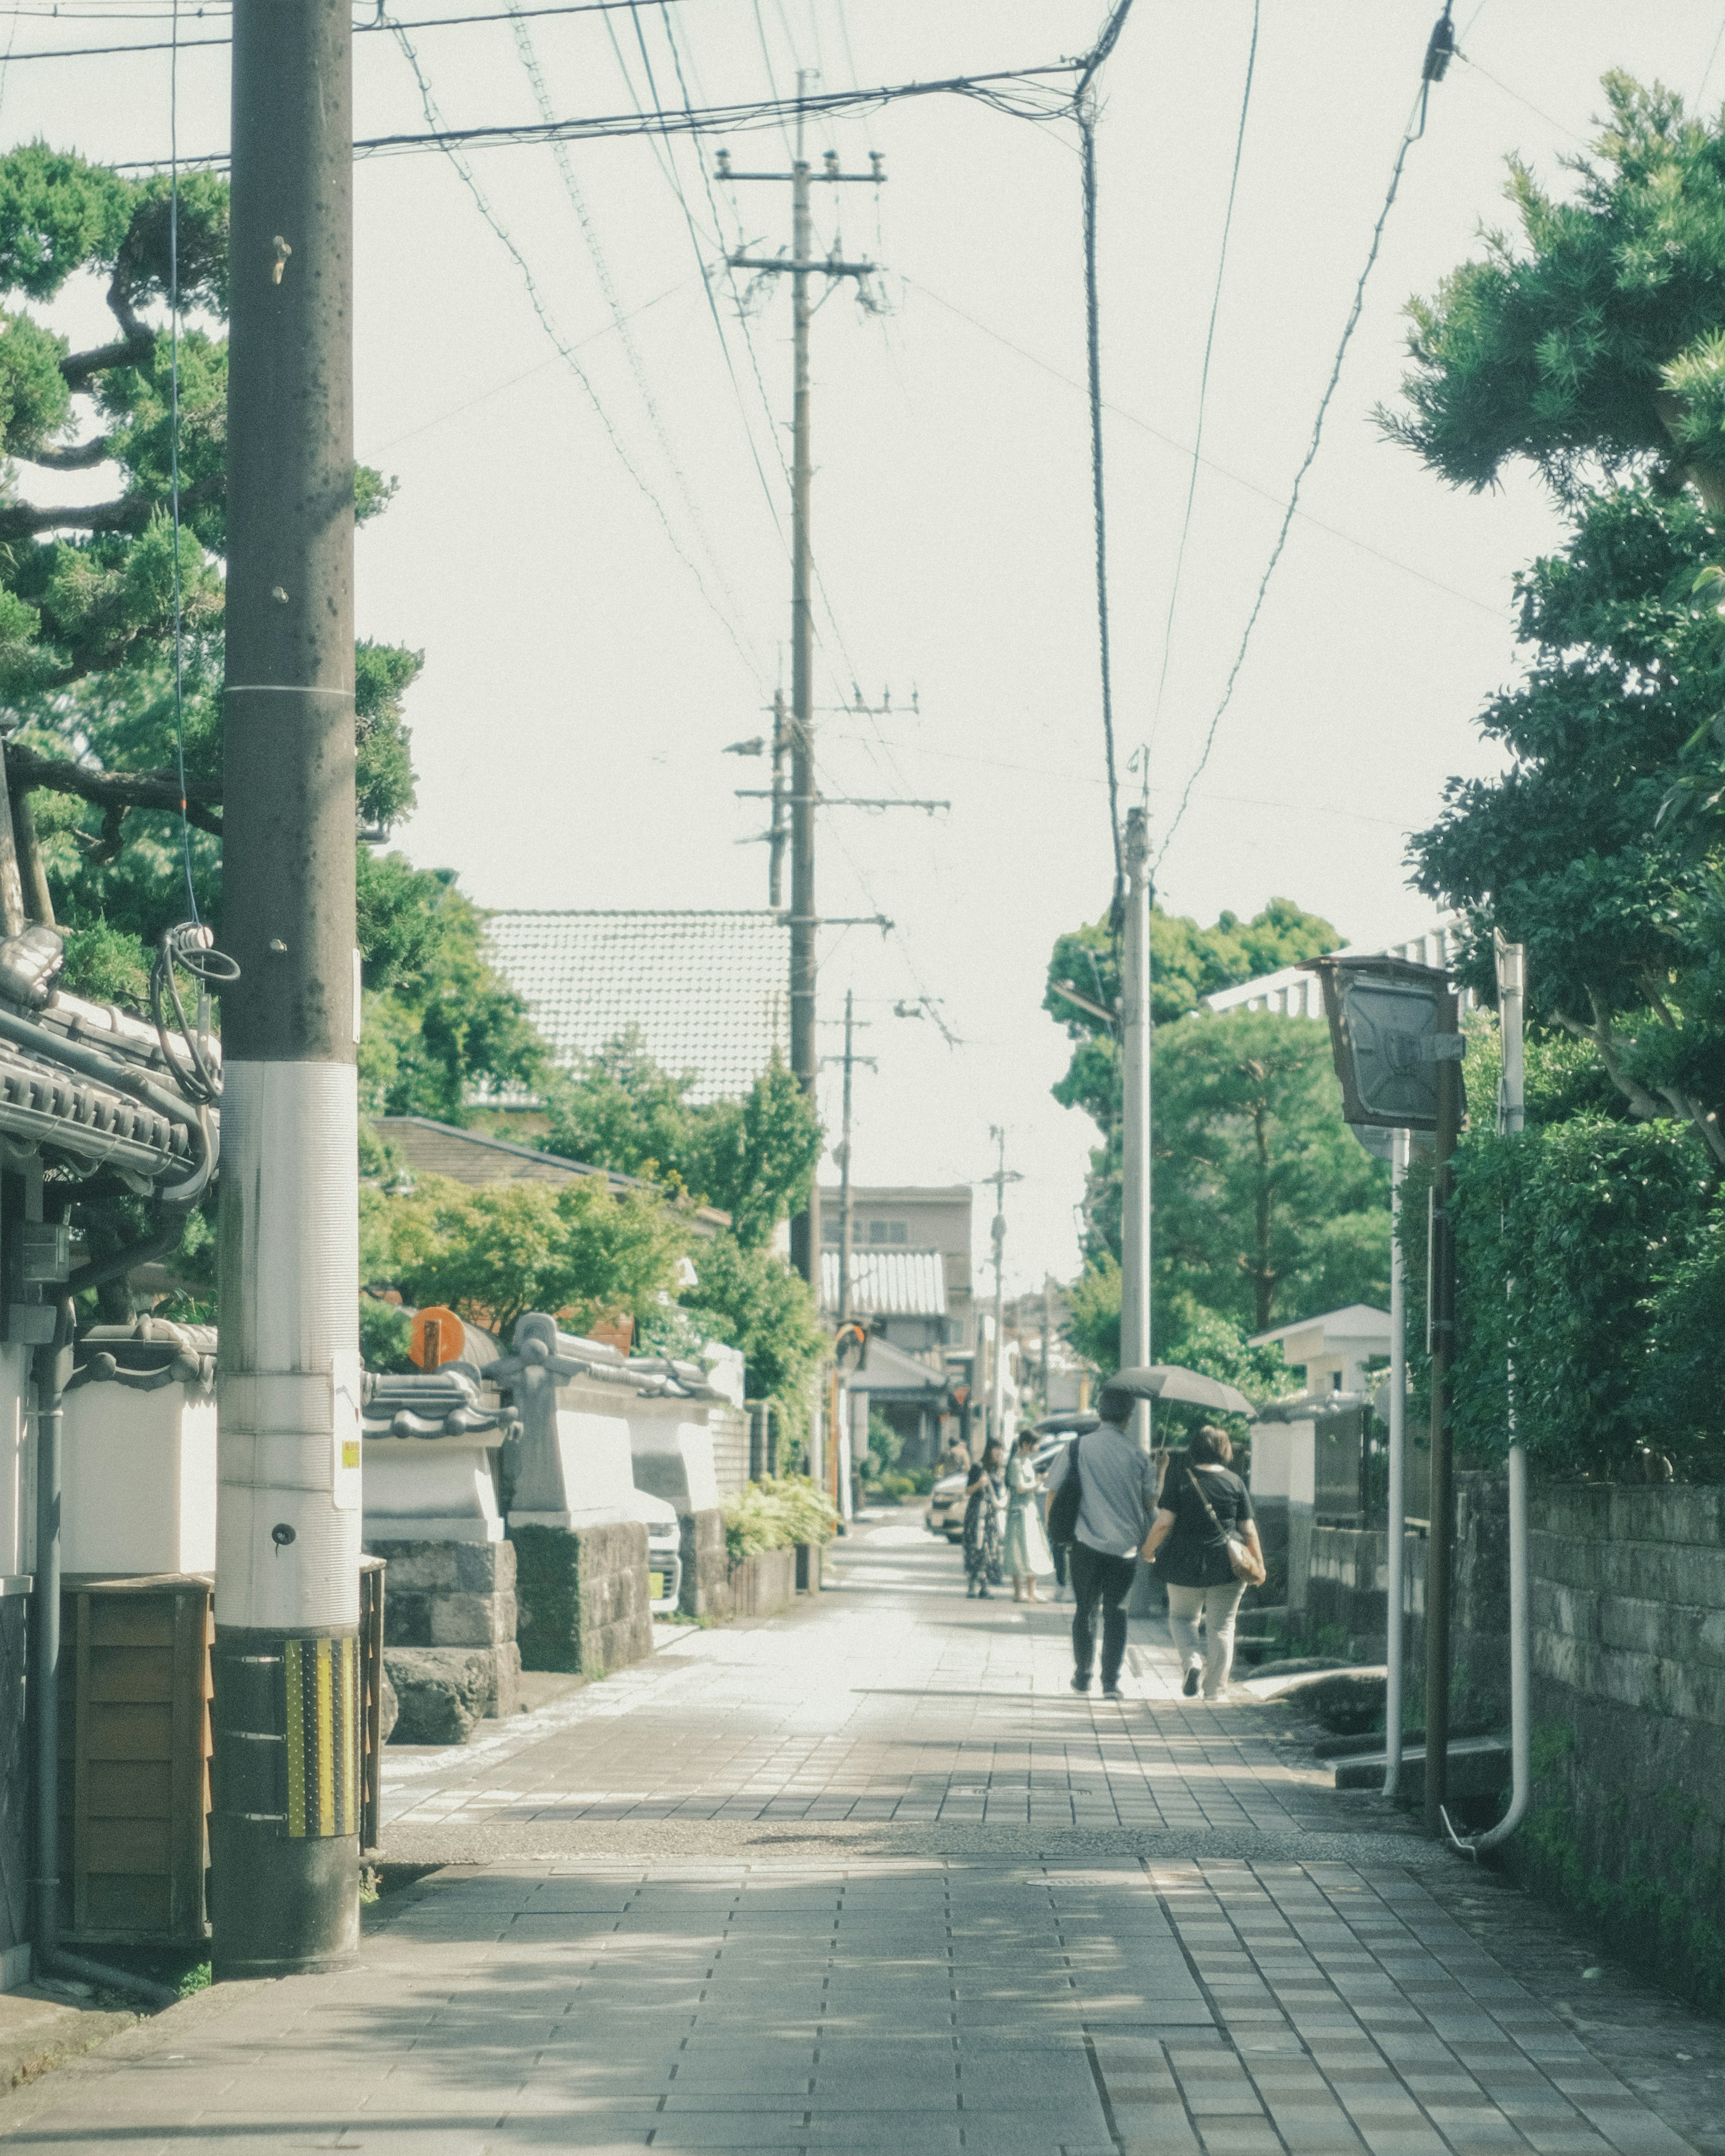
top-left (506, 2), bottom-right (756, 649)
top-left (1155, 4), bottom-right (1457, 877)
top-left (0, 0), bottom-right (696, 63)
top-left (388, 20), bottom-right (767, 688)
top-left (904, 275), bottom-right (1500, 618)
top-left (1079, 107), bottom-right (1122, 919)
top-left (1146, 0), bottom-right (1258, 762)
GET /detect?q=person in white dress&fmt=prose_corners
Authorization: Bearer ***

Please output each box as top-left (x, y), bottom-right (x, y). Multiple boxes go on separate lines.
top-left (1003, 1430), bottom-right (1053, 1602)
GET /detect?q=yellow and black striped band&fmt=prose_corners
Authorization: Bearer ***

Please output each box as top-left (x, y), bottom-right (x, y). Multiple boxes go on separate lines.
top-left (283, 1635), bottom-right (359, 1840)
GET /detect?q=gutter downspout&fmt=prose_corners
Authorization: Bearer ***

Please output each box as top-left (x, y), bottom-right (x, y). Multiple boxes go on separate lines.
top-left (31, 1295), bottom-right (179, 2009)
top-left (1445, 933), bottom-right (1530, 1857)
top-left (1383, 1127), bottom-right (1409, 1800)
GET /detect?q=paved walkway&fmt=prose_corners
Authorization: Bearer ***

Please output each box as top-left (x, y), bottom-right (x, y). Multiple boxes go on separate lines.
top-left (0, 1517), bottom-right (1717, 2154)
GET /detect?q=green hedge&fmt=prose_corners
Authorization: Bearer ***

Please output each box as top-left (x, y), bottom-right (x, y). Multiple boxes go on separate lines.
top-left (1401, 1101), bottom-right (1723, 1480)
top-left (721, 1476), bottom-right (838, 1563)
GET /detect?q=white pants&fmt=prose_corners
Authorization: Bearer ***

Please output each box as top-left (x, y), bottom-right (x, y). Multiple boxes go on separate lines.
top-left (1166, 1581), bottom-right (1247, 1699)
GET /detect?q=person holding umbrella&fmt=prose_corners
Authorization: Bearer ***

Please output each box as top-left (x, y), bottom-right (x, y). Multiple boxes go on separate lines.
top-left (1143, 1424), bottom-right (1264, 1701)
top-left (1047, 1366), bottom-right (1260, 1701)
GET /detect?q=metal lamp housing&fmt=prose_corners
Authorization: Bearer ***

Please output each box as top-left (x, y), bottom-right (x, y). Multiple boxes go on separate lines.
top-left (1309, 956), bottom-right (1460, 1132)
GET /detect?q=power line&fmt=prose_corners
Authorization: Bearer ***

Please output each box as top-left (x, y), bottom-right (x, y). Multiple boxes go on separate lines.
top-left (387, 20), bottom-right (768, 688)
top-left (1146, 0), bottom-right (1258, 762)
top-left (505, 3), bottom-right (757, 653)
top-left (905, 274), bottom-right (1502, 618)
top-left (1155, 13), bottom-right (1459, 876)
top-left (0, 0), bottom-right (698, 62)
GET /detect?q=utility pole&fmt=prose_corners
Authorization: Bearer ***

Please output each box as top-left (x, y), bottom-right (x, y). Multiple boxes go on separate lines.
top-left (769, 689), bottom-right (788, 909)
top-left (214, 0), bottom-right (362, 1979)
top-left (822, 991), bottom-right (875, 1325)
top-left (1119, 806), bottom-right (1153, 1448)
top-left (985, 1129), bottom-right (1024, 1447)
top-left (717, 101), bottom-right (883, 1290)
top-left (1040, 1277), bottom-right (1052, 1416)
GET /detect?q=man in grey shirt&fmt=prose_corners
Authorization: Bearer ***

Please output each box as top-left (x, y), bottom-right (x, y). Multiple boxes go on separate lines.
top-left (1045, 1385), bottom-right (1161, 1697)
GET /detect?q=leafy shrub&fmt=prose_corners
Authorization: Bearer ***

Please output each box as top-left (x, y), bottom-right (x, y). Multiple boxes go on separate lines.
top-left (721, 1475), bottom-right (838, 1562)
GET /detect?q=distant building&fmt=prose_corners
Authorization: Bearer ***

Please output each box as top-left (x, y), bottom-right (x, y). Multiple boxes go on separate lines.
top-left (1203, 915), bottom-right (1467, 1021)
top-left (818, 1183), bottom-right (974, 1353)
top-left (1249, 1304), bottom-right (1391, 1398)
top-left (482, 910), bottom-right (790, 1107)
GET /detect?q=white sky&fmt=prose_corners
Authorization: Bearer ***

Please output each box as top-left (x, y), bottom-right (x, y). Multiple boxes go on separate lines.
top-left (6, 1), bottom-right (1718, 1300)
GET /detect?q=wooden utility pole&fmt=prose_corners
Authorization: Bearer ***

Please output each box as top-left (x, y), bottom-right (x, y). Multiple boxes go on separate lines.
top-left (717, 98), bottom-right (883, 1291)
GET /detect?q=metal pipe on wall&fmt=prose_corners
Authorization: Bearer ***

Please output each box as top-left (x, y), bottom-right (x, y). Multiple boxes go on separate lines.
top-left (1454, 935), bottom-right (1530, 1855)
top-left (1383, 1126), bottom-right (1409, 1799)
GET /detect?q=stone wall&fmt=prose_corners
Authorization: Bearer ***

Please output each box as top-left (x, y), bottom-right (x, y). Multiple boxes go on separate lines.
top-left (366, 1537), bottom-right (521, 1744)
top-left (1305, 1473), bottom-right (1511, 1734)
top-left (510, 1520), bottom-right (652, 1676)
top-left (1504, 1484), bottom-right (1725, 2010)
top-left (679, 1508), bottom-right (728, 1620)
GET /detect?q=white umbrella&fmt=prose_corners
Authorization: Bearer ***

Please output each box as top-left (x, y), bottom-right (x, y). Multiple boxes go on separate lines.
top-left (1106, 1364), bottom-right (1259, 1420)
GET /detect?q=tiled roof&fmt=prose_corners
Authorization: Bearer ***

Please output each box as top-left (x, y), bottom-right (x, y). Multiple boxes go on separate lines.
top-left (821, 1247), bottom-right (948, 1318)
top-left (372, 1118), bottom-right (729, 1236)
top-left (484, 911), bottom-right (790, 1107)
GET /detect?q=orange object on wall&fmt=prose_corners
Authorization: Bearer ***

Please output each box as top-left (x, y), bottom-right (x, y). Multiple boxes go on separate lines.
top-left (409, 1305), bottom-right (464, 1370)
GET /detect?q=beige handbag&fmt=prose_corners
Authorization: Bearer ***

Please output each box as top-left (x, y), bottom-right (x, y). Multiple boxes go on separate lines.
top-left (1187, 1468), bottom-right (1266, 1587)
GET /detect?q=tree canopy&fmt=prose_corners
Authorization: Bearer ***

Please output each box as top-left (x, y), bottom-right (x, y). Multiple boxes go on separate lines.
top-left (1381, 74), bottom-right (1725, 507)
top-left (539, 1033), bottom-right (822, 1251)
top-left (1385, 71), bottom-right (1725, 1480)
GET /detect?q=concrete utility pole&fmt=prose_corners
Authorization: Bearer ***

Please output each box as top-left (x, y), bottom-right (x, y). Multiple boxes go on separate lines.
top-left (717, 100), bottom-right (884, 1291)
top-left (214, 0), bottom-right (363, 1979)
top-left (1422, 982), bottom-right (1463, 1838)
top-left (985, 1130), bottom-right (1023, 1447)
top-left (768, 689), bottom-right (788, 910)
top-left (823, 991), bottom-right (874, 1325)
top-left (1119, 806), bottom-right (1153, 1448)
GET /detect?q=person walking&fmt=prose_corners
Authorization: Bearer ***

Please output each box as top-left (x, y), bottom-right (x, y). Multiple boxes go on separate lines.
top-left (1003, 1430), bottom-right (1052, 1602)
top-left (1143, 1424), bottom-right (1263, 1701)
top-left (1044, 1385), bottom-right (1160, 1699)
top-left (962, 1445), bottom-right (1006, 1599)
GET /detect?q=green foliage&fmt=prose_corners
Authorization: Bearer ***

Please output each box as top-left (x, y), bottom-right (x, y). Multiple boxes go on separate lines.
top-left (359, 1171), bottom-right (689, 1338)
top-left (1382, 74), bottom-right (1725, 503)
top-left (680, 1229), bottom-right (825, 1416)
top-left (861, 1408), bottom-right (904, 1480)
top-left (1398, 1022), bottom-right (1723, 1479)
top-left (357, 853), bottom-right (543, 1122)
top-left (1152, 1012), bottom-right (1390, 1333)
top-left (1408, 487), bottom-right (1725, 1148)
top-left (1062, 1254), bottom-right (1287, 1426)
top-left (1045, 895), bottom-right (1339, 1126)
top-left (358, 1297), bottom-right (415, 1375)
top-left (542, 1034), bottom-right (820, 1248)
top-left (721, 1475), bottom-right (837, 1561)
top-left (0, 143), bottom-right (409, 979)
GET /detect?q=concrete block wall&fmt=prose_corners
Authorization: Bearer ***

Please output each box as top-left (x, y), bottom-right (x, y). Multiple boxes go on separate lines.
top-left (1506, 1483), bottom-right (1725, 2010)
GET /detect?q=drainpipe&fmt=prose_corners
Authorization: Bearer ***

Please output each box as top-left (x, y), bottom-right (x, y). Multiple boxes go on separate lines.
top-left (1383, 1127), bottom-right (1409, 1800)
top-left (31, 1296), bottom-right (178, 2008)
top-left (1446, 933), bottom-right (1530, 1856)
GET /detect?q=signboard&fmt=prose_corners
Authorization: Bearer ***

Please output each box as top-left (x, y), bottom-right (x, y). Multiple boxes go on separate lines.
top-left (1307, 956), bottom-right (1463, 1132)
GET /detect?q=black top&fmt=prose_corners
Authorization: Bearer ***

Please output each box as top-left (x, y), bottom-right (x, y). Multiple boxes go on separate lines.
top-left (1155, 1460), bottom-right (1255, 1589)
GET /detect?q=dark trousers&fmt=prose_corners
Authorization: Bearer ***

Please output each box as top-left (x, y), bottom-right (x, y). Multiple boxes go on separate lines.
top-left (1069, 1542), bottom-right (1137, 1688)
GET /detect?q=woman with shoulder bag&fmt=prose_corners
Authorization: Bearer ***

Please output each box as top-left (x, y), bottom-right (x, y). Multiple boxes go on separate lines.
top-left (1142, 1424), bottom-right (1264, 1701)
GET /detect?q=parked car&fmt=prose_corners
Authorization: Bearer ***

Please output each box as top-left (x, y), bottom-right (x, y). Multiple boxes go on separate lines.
top-left (619, 1486), bottom-right (684, 1616)
top-left (927, 1469), bottom-right (969, 1542)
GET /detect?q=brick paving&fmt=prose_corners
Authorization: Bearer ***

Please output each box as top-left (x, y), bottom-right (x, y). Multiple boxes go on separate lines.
top-left (0, 1516), bottom-right (1710, 2153)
